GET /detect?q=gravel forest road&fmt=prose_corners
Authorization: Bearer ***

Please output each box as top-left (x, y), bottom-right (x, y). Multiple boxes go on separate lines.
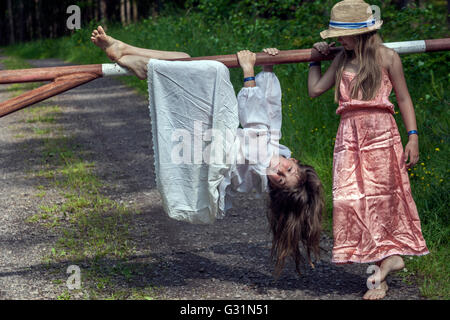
top-left (0, 56), bottom-right (424, 300)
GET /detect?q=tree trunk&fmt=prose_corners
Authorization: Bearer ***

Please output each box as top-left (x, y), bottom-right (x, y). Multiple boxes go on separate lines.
top-left (126, 0), bottom-right (131, 25)
top-left (152, 1), bottom-right (158, 19)
top-left (7, 0), bottom-right (15, 44)
top-left (100, 0), bottom-right (107, 21)
top-left (120, 0), bottom-right (126, 26)
top-left (94, 0), bottom-right (99, 21)
top-left (132, 0), bottom-right (138, 22)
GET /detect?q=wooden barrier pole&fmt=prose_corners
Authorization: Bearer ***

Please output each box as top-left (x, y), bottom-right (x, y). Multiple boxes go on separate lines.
top-left (0, 73), bottom-right (100, 118)
top-left (0, 47), bottom-right (325, 84)
top-left (3, 38), bottom-right (450, 82)
top-left (1, 38), bottom-right (449, 118)
top-left (0, 64), bottom-right (103, 84)
top-left (173, 47), bottom-right (334, 68)
top-left (174, 38), bottom-right (450, 67)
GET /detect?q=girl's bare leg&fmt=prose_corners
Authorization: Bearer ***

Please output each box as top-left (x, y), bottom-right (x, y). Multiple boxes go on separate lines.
top-left (116, 55), bottom-right (149, 80)
top-left (91, 26), bottom-right (190, 62)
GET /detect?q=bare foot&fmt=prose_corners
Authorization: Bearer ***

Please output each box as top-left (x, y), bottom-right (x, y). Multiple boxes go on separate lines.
top-left (363, 281), bottom-right (389, 300)
top-left (117, 55), bottom-right (148, 80)
top-left (90, 26), bottom-right (125, 62)
top-left (368, 255), bottom-right (405, 285)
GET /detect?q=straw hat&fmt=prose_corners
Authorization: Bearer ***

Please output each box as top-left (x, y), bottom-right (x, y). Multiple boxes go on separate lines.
top-left (320, 0), bottom-right (383, 39)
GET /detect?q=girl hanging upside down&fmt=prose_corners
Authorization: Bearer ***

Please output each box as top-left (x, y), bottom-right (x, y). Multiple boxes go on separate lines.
top-left (91, 26), bottom-right (325, 277)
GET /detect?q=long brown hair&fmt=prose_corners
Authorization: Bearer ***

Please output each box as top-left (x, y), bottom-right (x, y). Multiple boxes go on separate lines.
top-left (335, 31), bottom-right (384, 102)
top-left (267, 163), bottom-right (324, 277)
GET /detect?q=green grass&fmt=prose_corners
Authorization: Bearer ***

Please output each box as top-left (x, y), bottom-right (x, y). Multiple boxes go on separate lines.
top-left (2, 2), bottom-right (448, 299)
top-left (31, 129), bottom-right (151, 298)
top-left (23, 107), bottom-right (152, 298)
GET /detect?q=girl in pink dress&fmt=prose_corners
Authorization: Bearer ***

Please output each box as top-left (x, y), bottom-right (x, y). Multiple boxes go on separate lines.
top-left (308, 0), bottom-right (429, 300)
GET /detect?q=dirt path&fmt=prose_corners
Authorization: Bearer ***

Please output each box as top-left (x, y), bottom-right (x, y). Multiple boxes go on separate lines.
top-left (0, 57), bottom-right (425, 300)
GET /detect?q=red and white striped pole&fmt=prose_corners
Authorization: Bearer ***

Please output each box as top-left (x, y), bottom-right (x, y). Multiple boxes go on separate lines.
top-left (1, 38), bottom-right (449, 118)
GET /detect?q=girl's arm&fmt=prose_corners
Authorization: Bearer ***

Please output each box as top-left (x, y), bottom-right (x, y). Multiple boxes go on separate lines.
top-left (236, 50), bottom-right (271, 129)
top-left (308, 42), bottom-right (341, 97)
top-left (238, 47), bottom-right (278, 80)
top-left (388, 50), bottom-right (419, 168)
top-left (237, 50), bottom-right (256, 88)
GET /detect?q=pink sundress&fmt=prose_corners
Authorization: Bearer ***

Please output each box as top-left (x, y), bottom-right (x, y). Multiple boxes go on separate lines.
top-left (332, 69), bottom-right (429, 264)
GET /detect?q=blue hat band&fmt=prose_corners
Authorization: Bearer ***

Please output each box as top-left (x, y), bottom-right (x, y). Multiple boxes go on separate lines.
top-left (329, 19), bottom-right (376, 29)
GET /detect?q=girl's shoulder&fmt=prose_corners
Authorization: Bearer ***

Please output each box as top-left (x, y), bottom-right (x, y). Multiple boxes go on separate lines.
top-left (377, 45), bottom-right (398, 71)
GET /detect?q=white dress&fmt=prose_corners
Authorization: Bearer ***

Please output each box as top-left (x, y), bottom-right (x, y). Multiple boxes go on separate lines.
top-left (147, 59), bottom-right (290, 224)
top-left (218, 71), bottom-right (291, 213)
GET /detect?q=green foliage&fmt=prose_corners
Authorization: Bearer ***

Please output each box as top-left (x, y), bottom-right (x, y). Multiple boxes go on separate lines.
top-left (186, 0), bottom-right (335, 20)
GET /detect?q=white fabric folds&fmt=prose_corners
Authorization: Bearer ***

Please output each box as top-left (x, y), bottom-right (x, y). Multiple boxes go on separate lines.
top-left (147, 59), bottom-right (239, 224)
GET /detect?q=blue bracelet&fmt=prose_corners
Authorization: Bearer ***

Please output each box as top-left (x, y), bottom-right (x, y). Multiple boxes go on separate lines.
top-left (244, 76), bottom-right (255, 82)
top-left (407, 130), bottom-right (418, 136)
top-left (309, 61), bottom-right (321, 67)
